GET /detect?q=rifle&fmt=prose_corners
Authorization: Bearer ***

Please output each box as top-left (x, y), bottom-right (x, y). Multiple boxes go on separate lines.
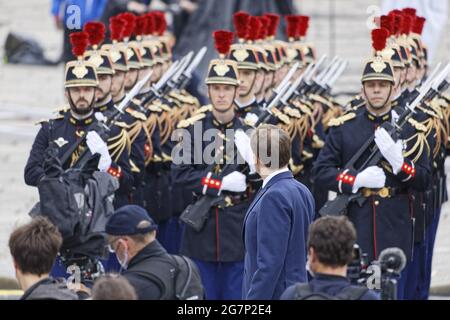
top-left (180, 62), bottom-right (301, 231)
top-left (178, 47), bottom-right (208, 91)
top-left (297, 54), bottom-right (327, 94)
top-left (319, 62), bottom-right (450, 217)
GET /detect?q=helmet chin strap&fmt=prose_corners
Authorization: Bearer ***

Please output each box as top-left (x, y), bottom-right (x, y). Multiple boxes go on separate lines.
top-left (67, 89), bottom-right (95, 117)
top-left (240, 72), bottom-right (257, 98)
top-left (363, 84), bottom-right (393, 111)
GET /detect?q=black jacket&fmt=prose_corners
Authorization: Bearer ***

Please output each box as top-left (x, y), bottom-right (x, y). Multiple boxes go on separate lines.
top-left (280, 273), bottom-right (380, 300)
top-left (122, 240), bottom-right (168, 300)
top-left (21, 278), bottom-right (78, 300)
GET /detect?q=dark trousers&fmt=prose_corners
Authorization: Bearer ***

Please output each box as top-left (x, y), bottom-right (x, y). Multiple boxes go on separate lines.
top-left (193, 259), bottom-right (244, 300)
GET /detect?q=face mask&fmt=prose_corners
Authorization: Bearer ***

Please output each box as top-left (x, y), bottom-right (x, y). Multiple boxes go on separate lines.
top-left (116, 241), bottom-right (129, 271)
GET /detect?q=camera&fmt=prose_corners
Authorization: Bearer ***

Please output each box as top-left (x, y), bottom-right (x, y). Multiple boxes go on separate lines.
top-left (347, 245), bottom-right (407, 300)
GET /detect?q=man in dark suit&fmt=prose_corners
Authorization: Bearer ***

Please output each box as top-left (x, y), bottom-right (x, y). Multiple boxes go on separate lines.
top-left (242, 124), bottom-right (315, 300)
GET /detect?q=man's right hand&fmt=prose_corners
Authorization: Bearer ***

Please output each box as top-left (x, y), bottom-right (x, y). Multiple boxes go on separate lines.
top-left (352, 166), bottom-right (386, 193)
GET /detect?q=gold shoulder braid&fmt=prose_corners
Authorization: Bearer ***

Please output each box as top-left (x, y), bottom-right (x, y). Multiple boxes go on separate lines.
top-left (195, 104), bottom-right (213, 114)
top-left (126, 107), bottom-right (147, 121)
top-left (127, 119), bottom-right (144, 144)
top-left (327, 112), bottom-right (356, 127)
top-left (108, 128), bottom-right (131, 162)
top-left (177, 112), bottom-right (206, 129)
top-left (403, 119), bottom-right (430, 163)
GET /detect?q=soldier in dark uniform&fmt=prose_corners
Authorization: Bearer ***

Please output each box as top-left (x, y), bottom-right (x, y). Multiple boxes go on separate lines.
top-left (313, 33), bottom-right (431, 299)
top-left (171, 30), bottom-right (258, 300)
top-left (229, 13), bottom-right (264, 124)
top-left (24, 31), bottom-right (133, 277)
top-left (102, 15), bottom-right (147, 207)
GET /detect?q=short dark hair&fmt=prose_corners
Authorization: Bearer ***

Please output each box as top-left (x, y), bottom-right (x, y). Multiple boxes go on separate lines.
top-left (307, 216), bottom-right (357, 268)
top-left (92, 274), bottom-right (137, 300)
top-left (9, 217), bottom-right (62, 276)
top-left (250, 124), bottom-right (291, 169)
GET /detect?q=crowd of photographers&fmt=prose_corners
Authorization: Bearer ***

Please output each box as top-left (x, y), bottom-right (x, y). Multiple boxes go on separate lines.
top-left (9, 207), bottom-right (384, 300)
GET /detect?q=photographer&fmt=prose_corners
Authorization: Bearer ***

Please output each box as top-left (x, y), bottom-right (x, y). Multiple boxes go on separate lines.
top-left (9, 217), bottom-right (78, 300)
top-left (280, 216), bottom-right (379, 300)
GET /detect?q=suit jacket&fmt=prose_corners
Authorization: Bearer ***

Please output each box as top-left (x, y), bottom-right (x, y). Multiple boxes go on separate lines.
top-left (242, 170), bottom-right (315, 300)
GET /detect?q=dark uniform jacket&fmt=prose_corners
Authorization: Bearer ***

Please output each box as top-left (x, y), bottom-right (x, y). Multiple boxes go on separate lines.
top-left (24, 111), bottom-right (133, 200)
top-left (171, 111), bottom-right (256, 262)
top-left (313, 107), bottom-right (431, 262)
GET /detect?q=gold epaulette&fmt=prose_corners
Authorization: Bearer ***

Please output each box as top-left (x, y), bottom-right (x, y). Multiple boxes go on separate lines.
top-left (147, 103), bottom-right (163, 112)
top-left (35, 118), bottom-right (48, 125)
top-left (169, 91), bottom-right (197, 105)
top-left (418, 105), bottom-right (439, 119)
top-left (152, 155), bottom-right (163, 162)
top-left (408, 118), bottom-right (427, 132)
top-left (114, 121), bottom-right (130, 129)
top-left (126, 107), bottom-right (147, 121)
top-left (327, 112), bottom-right (356, 127)
top-left (283, 106), bottom-right (301, 118)
top-left (131, 98), bottom-right (142, 105)
top-left (271, 107), bottom-right (290, 125)
top-left (442, 93), bottom-right (450, 103)
top-left (429, 98), bottom-right (446, 119)
top-left (35, 113), bottom-right (64, 125)
top-left (177, 112), bottom-right (206, 128)
top-left (309, 94), bottom-right (333, 108)
top-left (53, 104), bottom-right (70, 114)
top-left (160, 104), bottom-right (171, 112)
top-left (195, 104), bottom-right (213, 114)
top-left (293, 100), bottom-right (312, 116)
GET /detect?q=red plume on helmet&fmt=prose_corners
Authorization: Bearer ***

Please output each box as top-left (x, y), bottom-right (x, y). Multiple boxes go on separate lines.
top-left (380, 15), bottom-right (393, 36)
top-left (153, 11), bottom-right (167, 36)
top-left (297, 15), bottom-right (310, 38)
top-left (257, 16), bottom-right (270, 40)
top-left (285, 15), bottom-right (299, 40)
top-left (412, 16), bottom-right (426, 35)
top-left (213, 30), bottom-right (234, 57)
top-left (135, 15), bottom-right (147, 38)
top-left (70, 31), bottom-right (89, 58)
top-left (110, 16), bottom-right (125, 41)
top-left (371, 28), bottom-right (389, 52)
top-left (246, 16), bottom-right (261, 42)
top-left (144, 13), bottom-right (155, 36)
top-left (402, 8), bottom-right (417, 18)
top-left (83, 22), bottom-right (106, 48)
top-left (233, 11), bottom-right (250, 41)
top-left (401, 14), bottom-right (413, 35)
top-left (265, 13), bottom-right (280, 37)
top-left (389, 13), bottom-right (404, 36)
top-left (118, 12), bottom-right (136, 39)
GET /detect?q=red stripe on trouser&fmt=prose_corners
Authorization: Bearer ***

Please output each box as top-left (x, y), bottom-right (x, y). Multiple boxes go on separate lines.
top-left (215, 208), bottom-right (220, 261)
top-left (372, 196), bottom-right (378, 260)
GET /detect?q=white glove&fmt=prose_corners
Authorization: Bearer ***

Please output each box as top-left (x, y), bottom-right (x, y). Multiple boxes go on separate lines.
top-left (244, 112), bottom-right (259, 126)
top-left (86, 131), bottom-right (112, 171)
top-left (352, 166), bottom-right (386, 193)
top-left (374, 128), bottom-right (404, 174)
top-left (220, 171), bottom-right (247, 193)
top-left (234, 129), bottom-right (256, 173)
